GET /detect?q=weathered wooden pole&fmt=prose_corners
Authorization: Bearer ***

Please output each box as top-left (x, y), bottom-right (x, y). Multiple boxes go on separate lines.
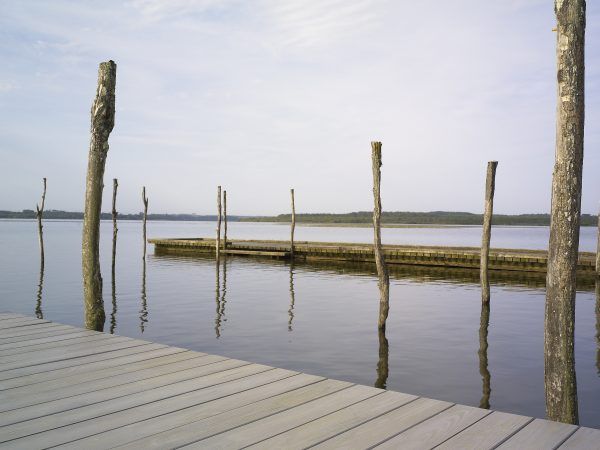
top-left (481, 161), bottom-right (498, 303)
top-left (544, 0), bottom-right (585, 425)
top-left (596, 204), bottom-right (600, 275)
top-left (82, 60), bottom-right (116, 331)
top-left (142, 186), bottom-right (149, 259)
top-left (35, 177), bottom-right (47, 267)
top-left (478, 302), bottom-right (491, 409)
top-left (216, 186), bottom-right (222, 260)
top-left (223, 190), bottom-right (227, 250)
top-left (111, 179), bottom-right (118, 278)
top-left (371, 141), bottom-right (390, 330)
top-left (290, 188), bottom-right (296, 259)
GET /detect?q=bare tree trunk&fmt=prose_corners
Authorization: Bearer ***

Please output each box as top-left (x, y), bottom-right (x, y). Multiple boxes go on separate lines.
top-left (216, 186), bottom-right (222, 260)
top-left (478, 302), bottom-right (491, 409)
top-left (36, 177), bottom-right (47, 268)
top-left (142, 186), bottom-right (148, 260)
top-left (112, 179), bottom-right (118, 277)
top-left (481, 161), bottom-right (498, 303)
top-left (290, 188), bottom-right (296, 259)
top-left (371, 142), bottom-right (390, 330)
top-left (374, 327), bottom-right (389, 389)
top-left (82, 60), bottom-right (116, 332)
top-left (545, 0), bottom-right (585, 425)
top-left (223, 190), bottom-right (227, 250)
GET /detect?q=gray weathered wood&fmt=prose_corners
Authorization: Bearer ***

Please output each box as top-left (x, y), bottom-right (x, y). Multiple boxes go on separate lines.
top-left (376, 404), bottom-right (491, 449)
top-left (291, 188), bottom-right (296, 259)
top-left (216, 185), bottom-right (222, 260)
top-left (142, 186), bottom-right (148, 260)
top-left (481, 161), bottom-right (497, 303)
top-left (314, 397), bottom-right (452, 449)
top-left (559, 426), bottom-right (600, 449)
top-left (35, 177), bottom-right (46, 268)
top-left (371, 141), bottom-right (390, 329)
top-left (545, 0), bottom-right (586, 425)
top-left (82, 60), bottom-right (116, 331)
top-left (497, 418), bottom-right (578, 449)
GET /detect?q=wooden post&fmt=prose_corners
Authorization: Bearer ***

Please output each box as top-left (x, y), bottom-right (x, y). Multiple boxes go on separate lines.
top-left (371, 141), bottom-right (390, 330)
top-left (35, 177), bottom-right (47, 267)
top-left (545, 0), bottom-right (585, 425)
top-left (142, 186), bottom-right (149, 259)
top-left (112, 179), bottom-right (118, 277)
top-left (596, 204), bottom-right (599, 276)
top-left (478, 302), bottom-right (491, 409)
top-left (223, 190), bottom-right (227, 250)
top-left (290, 188), bottom-right (296, 259)
top-left (481, 161), bottom-right (498, 303)
top-left (216, 186), bottom-right (222, 260)
top-left (82, 60), bottom-right (116, 331)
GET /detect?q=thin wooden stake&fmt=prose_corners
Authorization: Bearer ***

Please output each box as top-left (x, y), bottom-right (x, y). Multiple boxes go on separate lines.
top-left (35, 177), bottom-right (47, 268)
top-left (481, 161), bottom-right (498, 303)
top-left (216, 186), bottom-right (222, 260)
top-left (545, 0), bottom-right (585, 425)
top-left (142, 186), bottom-right (149, 259)
top-left (82, 60), bottom-right (116, 331)
top-left (290, 188), bottom-right (296, 259)
top-left (112, 179), bottom-right (118, 277)
top-left (223, 190), bottom-right (227, 250)
top-left (371, 141), bottom-right (389, 330)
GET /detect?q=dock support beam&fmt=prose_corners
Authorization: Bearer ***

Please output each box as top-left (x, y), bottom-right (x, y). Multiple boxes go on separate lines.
top-left (371, 141), bottom-right (389, 330)
top-left (481, 161), bottom-right (498, 303)
top-left (82, 60), bottom-right (116, 331)
top-left (545, 0), bottom-right (585, 425)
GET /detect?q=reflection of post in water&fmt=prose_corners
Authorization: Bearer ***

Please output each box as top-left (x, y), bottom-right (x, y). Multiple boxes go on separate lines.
top-left (110, 271), bottom-right (117, 334)
top-left (596, 278), bottom-right (600, 375)
top-left (35, 258), bottom-right (44, 320)
top-left (214, 258), bottom-right (225, 338)
top-left (110, 178), bottom-right (118, 334)
top-left (139, 258), bottom-right (148, 332)
top-left (374, 327), bottom-right (389, 389)
top-left (288, 263), bottom-right (296, 331)
top-left (478, 300), bottom-right (491, 409)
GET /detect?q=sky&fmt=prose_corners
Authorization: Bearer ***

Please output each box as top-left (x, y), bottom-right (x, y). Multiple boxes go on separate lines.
top-left (0, 0), bottom-right (598, 216)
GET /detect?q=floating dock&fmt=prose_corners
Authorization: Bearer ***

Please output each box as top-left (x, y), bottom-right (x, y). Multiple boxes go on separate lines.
top-left (150, 237), bottom-right (598, 277)
top-left (0, 313), bottom-right (598, 449)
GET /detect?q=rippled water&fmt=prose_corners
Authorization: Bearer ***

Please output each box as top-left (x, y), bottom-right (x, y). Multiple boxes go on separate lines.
top-left (0, 220), bottom-right (598, 427)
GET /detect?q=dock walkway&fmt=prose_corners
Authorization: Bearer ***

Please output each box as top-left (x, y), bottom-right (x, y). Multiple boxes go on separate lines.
top-left (0, 313), bottom-right (598, 449)
top-left (150, 237), bottom-right (597, 277)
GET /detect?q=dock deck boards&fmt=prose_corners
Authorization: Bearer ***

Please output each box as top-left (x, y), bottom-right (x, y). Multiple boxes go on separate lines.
top-left (0, 313), bottom-right (598, 449)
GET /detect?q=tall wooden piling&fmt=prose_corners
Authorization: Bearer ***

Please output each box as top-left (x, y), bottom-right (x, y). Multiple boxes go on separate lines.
top-left (112, 179), bottom-right (118, 276)
top-left (223, 190), bottom-right (227, 250)
top-left (35, 178), bottom-right (47, 267)
top-left (290, 188), bottom-right (296, 259)
top-left (371, 141), bottom-right (390, 330)
top-left (545, 0), bottom-right (585, 425)
top-left (82, 60), bottom-right (116, 331)
top-left (481, 161), bottom-right (498, 303)
top-left (216, 186), bottom-right (222, 260)
top-left (142, 186), bottom-right (149, 259)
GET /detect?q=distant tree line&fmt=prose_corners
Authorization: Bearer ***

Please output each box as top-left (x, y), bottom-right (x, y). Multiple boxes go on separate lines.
top-left (0, 210), bottom-right (241, 222)
top-left (241, 211), bottom-right (599, 226)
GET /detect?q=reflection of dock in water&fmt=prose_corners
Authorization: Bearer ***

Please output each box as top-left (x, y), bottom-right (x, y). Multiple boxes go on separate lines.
top-left (149, 237), bottom-right (597, 277)
top-left (0, 313), bottom-right (598, 448)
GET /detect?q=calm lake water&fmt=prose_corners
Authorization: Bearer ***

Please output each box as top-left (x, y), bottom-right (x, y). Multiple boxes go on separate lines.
top-left (1, 220), bottom-right (599, 427)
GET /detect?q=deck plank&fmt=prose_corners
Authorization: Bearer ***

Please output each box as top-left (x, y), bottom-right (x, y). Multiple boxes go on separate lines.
top-left (0, 329), bottom-right (100, 351)
top-left (313, 397), bottom-right (452, 449)
top-left (0, 333), bottom-right (124, 356)
top-left (0, 326), bottom-right (87, 344)
top-left (374, 404), bottom-right (491, 449)
top-left (435, 411), bottom-right (533, 449)
top-left (497, 418), bottom-right (578, 449)
top-left (559, 427), bottom-right (600, 449)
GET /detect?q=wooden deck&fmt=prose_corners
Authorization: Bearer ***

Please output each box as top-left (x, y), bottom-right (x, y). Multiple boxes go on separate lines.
top-left (0, 313), bottom-right (598, 449)
top-left (149, 237), bottom-right (598, 277)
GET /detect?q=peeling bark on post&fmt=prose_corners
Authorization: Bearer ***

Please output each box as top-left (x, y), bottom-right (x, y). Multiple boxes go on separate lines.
top-left (142, 186), bottom-right (149, 259)
top-left (545, 0), bottom-right (585, 425)
top-left (481, 161), bottom-right (498, 303)
top-left (216, 186), bottom-right (222, 260)
top-left (82, 60), bottom-right (116, 332)
top-left (371, 141), bottom-right (390, 330)
top-left (223, 190), bottom-right (227, 250)
top-left (291, 188), bottom-right (296, 259)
